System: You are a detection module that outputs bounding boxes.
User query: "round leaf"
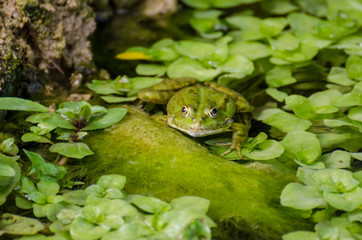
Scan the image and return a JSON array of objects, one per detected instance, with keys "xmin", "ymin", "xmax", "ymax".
[
  {"xmin": 83, "ymin": 108, "xmax": 127, "ymax": 130},
  {"xmin": 49, "ymin": 142, "xmax": 94, "ymax": 159}
]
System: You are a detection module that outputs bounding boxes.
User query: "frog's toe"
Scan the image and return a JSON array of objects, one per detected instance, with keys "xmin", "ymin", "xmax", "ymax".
[{"xmin": 220, "ymin": 144, "xmax": 243, "ymax": 159}]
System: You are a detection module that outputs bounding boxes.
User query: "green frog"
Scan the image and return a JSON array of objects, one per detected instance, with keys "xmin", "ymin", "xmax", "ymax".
[{"xmin": 137, "ymin": 78, "xmax": 253, "ymax": 159}]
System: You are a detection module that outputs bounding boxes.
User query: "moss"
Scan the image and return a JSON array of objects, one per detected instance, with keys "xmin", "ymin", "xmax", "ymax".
[{"xmin": 82, "ymin": 106, "xmax": 312, "ymax": 239}]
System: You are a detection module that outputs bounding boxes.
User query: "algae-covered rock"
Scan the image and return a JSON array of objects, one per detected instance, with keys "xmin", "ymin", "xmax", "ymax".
[
  {"xmin": 83, "ymin": 106, "xmax": 312, "ymax": 239},
  {"xmin": 0, "ymin": 0, "xmax": 96, "ymax": 98}
]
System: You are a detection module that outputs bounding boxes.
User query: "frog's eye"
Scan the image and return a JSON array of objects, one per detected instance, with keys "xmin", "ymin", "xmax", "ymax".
[
  {"xmin": 181, "ymin": 106, "xmax": 190, "ymax": 117},
  {"xmin": 208, "ymin": 107, "xmax": 218, "ymax": 119}
]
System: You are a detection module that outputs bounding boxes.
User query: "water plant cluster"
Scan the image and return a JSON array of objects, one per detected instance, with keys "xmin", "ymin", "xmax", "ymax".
[
  {"xmin": 92, "ymin": 0, "xmax": 362, "ymax": 238},
  {"xmin": 1, "ymin": 0, "xmax": 362, "ymax": 239}
]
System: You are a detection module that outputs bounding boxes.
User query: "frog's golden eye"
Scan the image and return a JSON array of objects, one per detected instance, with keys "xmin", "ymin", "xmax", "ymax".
[
  {"xmin": 181, "ymin": 106, "xmax": 190, "ymax": 117},
  {"xmin": 208, "ymin": 107, "xmax": 218, "ymax": 119}
]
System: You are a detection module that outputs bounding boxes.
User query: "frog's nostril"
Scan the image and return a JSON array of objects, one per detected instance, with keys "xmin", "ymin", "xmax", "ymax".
[{"xmin": 192, "ymin": 117, "xmax": 196, "ymax": 123}]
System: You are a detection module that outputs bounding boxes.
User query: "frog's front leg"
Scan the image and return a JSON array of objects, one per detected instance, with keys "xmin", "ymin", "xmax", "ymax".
[
  {"xmin": 220, "ymin": 122, "xmax": 249, "ymax": 159},
  {"xmin": 150, "ymin": 114, "xmax": 168, "ymax": 125}
]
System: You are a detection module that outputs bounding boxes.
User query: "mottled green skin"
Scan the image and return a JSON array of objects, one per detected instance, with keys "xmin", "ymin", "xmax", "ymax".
[
  {"xmin": 138, "ymin": 79, "xmax": 253, "ymax": 157},
  {"xmin": 167, "ymin": 84, "xmax": 237, "ymax": 136},
  {"xmin": 83, "ymin": 106, "xmax": 312, "ymax": 240}
]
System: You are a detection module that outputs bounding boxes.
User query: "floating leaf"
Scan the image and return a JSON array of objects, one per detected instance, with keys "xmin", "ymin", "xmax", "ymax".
[
  {"xmin": 0, "ymin": 154, "xmax": 20, "ymax": 206},
  {"xmin": 167, "ymin": 57, "xmax": 220, "ymax": 81},
  {"xmin": 324, "ymin": 187, "xmax": 362, "ymax": 212},
  {"xmin": 280, "ymin": 183, "xmax": 326, "ymax": 210},
  {"xmin": 83, "ymin": 108, "xmax": 127, "ymax": 130},
  {"xmin": 281, "ymin": 131, "xmax": 321, "ymax": 164},
  {"xmin": 266, "ymin": 66, "xmax": 297, "ymax": 87},
  {"xmin": 174, "ymin": 40, "xmax": 215, "ymax": 60},
  {"xmin": 100, "ymin": 96, "xmax": 137, "ymax": 103},
  {"xmin": 49, "ymin": 142, "xmax": 94, "ymax": 159},
  {"xmin": 135, "ymin": 64, "xmax": 167, "ymax": 76},
  {"xmin": 346, "ymin": 55, "xmax": 362, "ymax": 81},
  {"xmin": 322, "ymin": 150, "xmax": 351, "ymax": 169},
  {"xmin": 0, "ymin": 213, "xmax": 44, "ymax": 235},
  {"xmin": 327, "ymin": 67, "xmax": 356, "ymax": 86},
  {"xmin": 131, "ymin": 196, "xmax": 170, "ymax": 213},
  {"xmin": 228, "ymin": 41, "xmax": 270, "ymax": 60},
  {"xmin": 242, "ymin": 139, "xmax": 284, "ymax": 160},
  {"xmin": 0, "ymin": 97, "xmax": 49, "ymax": 112}
]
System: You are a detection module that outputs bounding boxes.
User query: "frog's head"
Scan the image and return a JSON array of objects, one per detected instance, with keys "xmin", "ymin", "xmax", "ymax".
[{"xmin": 166, "ymin": 84, "xmax": 236, "ymax": 137}]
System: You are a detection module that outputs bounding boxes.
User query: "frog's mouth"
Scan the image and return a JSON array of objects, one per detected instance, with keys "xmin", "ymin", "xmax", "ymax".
[{"xmin": 167, "ymin": 118, "xmax": 233, "ymax": 137}]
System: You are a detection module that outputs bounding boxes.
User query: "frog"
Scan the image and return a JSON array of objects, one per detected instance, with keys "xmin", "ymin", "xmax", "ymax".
[{"xmin": 137, "ymin": 78, "xmax": 254, "ymax": 159}]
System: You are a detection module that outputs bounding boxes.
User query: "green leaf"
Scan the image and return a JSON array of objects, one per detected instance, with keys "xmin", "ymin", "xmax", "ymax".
[
  {"xmin": 270, "ymin": 33, "xmax": 300, "ymax": 51},
  {"xmin": 174, "ymin": 40, "xmax": 215, "ymax": 61},
  {"xmin": 266, "ymin": 66, "xmax": 297, "ymax": 87},
  {"xmin": 285, "ymin": 95, "xmax": 317, "ymax": 119},
  {"xmin": 242, "ymin": 140, "xmax": 284, "ymax": 160},
  {"xmin": 282, "ymin": 231, "xmax": 319, "ymax": 240},
  {"xmin": 37, "ymin": 181, "xmax": 60, "ymax": 197},
  {"xmin": 306, "ymin": 168, "xmax": 360, "ymax": 193},
  {"xmin": 21, "ymin": 133, "xmax": 53, "ymax": 144},
  {"xmin": 15, "ymin": 196, "xmax": 33, "ymax": 209},
  {"xmin": 70, "ymin": 218, "xmax": 109, "ymax": 240},
  {"xmin": 265, "ymin": 88, "xmax": 288, "ymax": 102},
  {"xmin": 83, "ymin": 108, "xmax": 127, "ymax": 130},
  {"xmin": 281, "ymin": 131, "xmax": 321, "ymax": 164},
  {"xmin": 327, "ymin": 67, "xmax": 356, "ymax": 86},
  {"xmin": 257, "ymin": 108, "xmax": 312, "ymax": 132},
  {"xmin": 97, "ymin": 175, "xmax": 126, "ymax": 190},
  {"xmin": 0, "ymin": 154, "xmax": 21, "ymax": 206},
  {"xmin": 348, "ymin": 107, "xmax": 362, "ymax": 122},
  {"xmin": 0, "ymin": 97, "xmax": 49, "ymax": 112},
  {"xmin": 218, "ymin": 55, "xmax": 254, "ymax": 75},
  {"xmin": 26, "ymin": 113, "xmax": 76, "ymax": 130},
  {"xmin": 0, "ymin": 213, "xmax": 44, "ymax": 235},
  {"xmin": 23, "ymin": 150, "xmax": 67, "ymax": 181},
  {"xmin": 297, "ymin": 0, "xmax": 327, "ymax": 17},
  {"xmin": 128, "ymin": 77, "xmax": 164, "ymax": 90},
  {"xmin": 308, "ymin": 89, "xmax": 341, "ymax": 114},
  {"xmin": 346, "ymin": 55, "xmax": 362, "ymax": 81},
  {"xmin": 49, "ymin": 142, "xmax": 94, "ymax": 159},
  {"xmin": 171, "ymin": 196, "xmax": 210, "ymax": 213},
  {"xmin": 324, "ymin": 187, "xmax": 362, "ymax": 212},
  {"xmin": 228, "ymin": 41, "xmax": 270, "ymax": 60},
  {"xmin": 167, "ymin": 57, "xmax": 221, "ymax": 81},
  {"xmin": 280, "ymin": 183, "xmax": 326, "ymax": 210},
  {"xmin": 131, "ymin": 195, "xmax": 171, "ymax": 213},
  {"xmin": 63, "ymin": 190, "xmax": 87, "ymax": 205},
  {"xmin": 260, "ymin": 0, "xmax": 299, "ymax": 15},
  {"xmin": 181, "ymin": 0, "xmax": 259, "ymax": 9},
  {"xmin": 0, "ymin": 138, "xmax": 19, "ymax": 156},
  {"xmin": 322, "ymin": 150, "xmax": 351, "ymax": 169},
  {"xmin": 101, "ymin": 96, "xmax": 137, "ymax": 103},
  {"xmin": 29, "ymin": 191, "xmax": 47, "ymax": 204},
  {"xmin": 135, "ymin": 64, "xmax": 167, "ymax": 76}
]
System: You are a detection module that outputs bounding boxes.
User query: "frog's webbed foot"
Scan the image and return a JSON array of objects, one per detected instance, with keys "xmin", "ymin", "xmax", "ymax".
[
  {"xmin": 220, "ymin": 142, "xmax": 243, "ymax": 159},
  {"xmin": 218, "ymin": 123, "xmax": 249, "ymax": 159}
]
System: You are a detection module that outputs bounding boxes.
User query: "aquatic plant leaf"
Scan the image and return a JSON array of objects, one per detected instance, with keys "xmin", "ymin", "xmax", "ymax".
[
  {"xmin": 128, "ymin": 77, "xmax": 164, "ymax": 90},
  {"xmin": 266, "ymin": 88, "xmax": 288, "ymax": 102},
  {"xmin": 297, "ymin": 0, "xmax": 327, "ymax": 17},
  {"xmin": 270, "ymin": 33, "xmax": 300, "ymax": 51},
  {"xmin": 257, "ymin": 108, "xmax": 312, "ymax": 132},
  {"xmin": 136, "ymin": 64, "xmax": 167, "ymax": 76},
  {"xmin": 324, "ymin": 188, "xmax": 362, "ymax": 212},
  {"xmin": 228, "ymin": 41, "xmax": 270, "ymax": 60},
  {"xmin": 322, "ymin": 150, "xmax": 352, "ymax": 169},
  {"xmin": 131, "ymin": 195, "xmax": 170, "ymax": 213},
  {"xmin": 266, "ymin": 66, "xmax": 296, "ymax": 87},
  {"xmin": 327, "ymin": 67, "xmax": 356, "ymax": 86},
  {"xmin": 308, "ymin": 90, "xmax": 341, "ymax": 114},
  {"xmin": 348, "ymin": 107, "xmax": 362, "ymax": 122},
  {"xmin": 37, "ymin": 181, "xmax": 60, "ymax": 197},
  {"xmin": 282, "ymin": 231, "xmax": 319, "ymax": 240},
  {"xmin": 0, "ymin": 154, "xmax": 20, "ymax": 206},
  {"xmin": 218, "ymin": 55, "xmax": 254, "ymax": 75},
  {"xmin": 0, "ymin": 138, "xmax": 19, "ymax": 156},
  {"xmin": 115, "ymin": 51, "xmax": 150, "ymax": 60},
  {"xmin": 242, "ymin": 139, "xmax": 284, "ymax": 160},
  {"xmin": 21, "ymin": 133, "xmax": 53, "ymax": 144},
  {"xmin": 281, "ymin": 131, "xmax": 321, "ymax": 164},
  {"xmin": 70, "ymin": 218, "xmax": 109, "ymax": 240},
  {"xmin": 63, "ymin": 190, "xmax": 87, "ymax": 206},
  {"xmin": 260, "ymin": 0, "xmax": 299, "ymax": 15},
  {"xmin": 97, "ymin": 175, "xmax": 126, "ymax": 190},
  {"xmin": 0, "ymin": 213, "xmax": 44, "ymax": 235},
  {"xmin": 175, "ymin": 40, "xmax": 215, "ymax": 60},
  {"xmin": 346, "ymin": 55, "xmax": 362, "ymax": 81},
  {"xmin": 83, "ymin": 108, "xmax": 127, "ymax": 130},
  {"xmin": 100, "ymin": 96, "xmax": 137, "ymax": 103},
  {"xmin": 181, "ymin": 0, "xmax": 259, "ymax": 9},
  {"xmin": 280, "ymin": 183, "xmax": 326, "ymax": 210},
  {"xmin": 167, "ymin": 57, "xmax": 220, "ymax": 81},
  {"xmin": 23, "ymin": 150, "xmax": 67, "ymax": 181},
  {"xmin": 0, "ymin": 97, "xmax": 49, "ymax": 112},
  {"xmin": 49, "ymin": 142, "xmax": 94, "ymax": 159},
  {"xmin": 326, "ymin": 0, "xmax": 362, "ymax": 25},
  {"xmin": 26, "ymin": 113, "xmax": 76, "ymax": 130}
]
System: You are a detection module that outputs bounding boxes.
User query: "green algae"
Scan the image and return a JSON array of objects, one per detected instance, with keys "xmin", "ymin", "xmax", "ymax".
[{"xmin": 82, "ymin": 106, "xmax": 312, "ymax": 239}]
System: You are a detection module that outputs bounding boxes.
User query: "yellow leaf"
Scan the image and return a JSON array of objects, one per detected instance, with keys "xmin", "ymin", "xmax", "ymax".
[{"xmin": 115, "ymin": 52, "xmax": 150, "ymax": 60}]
